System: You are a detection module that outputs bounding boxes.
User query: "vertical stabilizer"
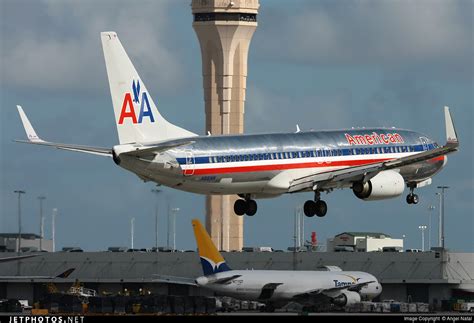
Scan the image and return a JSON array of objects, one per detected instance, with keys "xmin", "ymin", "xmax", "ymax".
[
  {"xmin": 101, "ymin": 32, "xmax": 196, "ymax": 144},
  {"xmin": 192, "ymin": 219, "xmax": 231, "ymax": 276}
]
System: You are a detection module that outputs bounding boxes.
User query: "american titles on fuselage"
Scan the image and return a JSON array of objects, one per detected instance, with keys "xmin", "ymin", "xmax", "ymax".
[{"xmin": 345, "ymin": 132, "xmax": 404, "ymax": 146}]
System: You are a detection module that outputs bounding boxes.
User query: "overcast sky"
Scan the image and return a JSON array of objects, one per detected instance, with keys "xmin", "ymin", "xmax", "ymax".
[{"xmin": 1, "ymin": 0, "xmax": 472, "ymax": 252}]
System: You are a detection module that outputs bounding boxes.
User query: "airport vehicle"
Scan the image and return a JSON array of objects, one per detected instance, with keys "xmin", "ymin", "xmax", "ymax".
[
  {"xmin": 15, "ymin": 31, "xmax": 459, "ymax": 217},
  {"xmin": 459, "ymin": 302, "xmax": 474, "ymax": 313},
  {"xmin": 155, "ymin": 219, "xmax": 382, "ymax": 311},
  {"xmin": 0, "ymin": 268, "xmax": 75, "ymax": 281}
]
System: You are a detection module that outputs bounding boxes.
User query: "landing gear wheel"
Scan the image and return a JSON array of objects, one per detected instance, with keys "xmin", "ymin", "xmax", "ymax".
[
  {"xmin": 246, "ymin": 200, "xmax": 257, "ymax": 216},
  {"xmin": 234, "ymin": 199, "xmax": 247, "ymax": 216},
  {"xmin": 406, "ymin": 193, "xmax": 419, "ymax": 205},
  {"xmin": 304, "ymin": 200, "xmax": 316, "ymax": 217},
  {"xmin": 315, "ymin": 200, "xmax": 327, "ymax": 217}
]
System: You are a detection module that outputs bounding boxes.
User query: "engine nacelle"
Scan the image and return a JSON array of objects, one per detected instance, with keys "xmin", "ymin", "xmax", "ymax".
[
  {"xmin": 332, "ymin": 290, "xmax": 361, "ymax": 307},
  {"xmin": 353, "ymin": 170, "xmax": 405, "ymax": 201}
]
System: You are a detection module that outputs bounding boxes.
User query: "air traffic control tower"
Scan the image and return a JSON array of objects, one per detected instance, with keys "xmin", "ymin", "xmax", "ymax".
[{"xmin": 191, "ymin": 0, "xmax": 259, "ymax": 251}]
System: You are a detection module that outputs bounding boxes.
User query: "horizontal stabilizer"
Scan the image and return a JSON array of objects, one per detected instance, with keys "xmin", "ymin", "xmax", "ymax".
[
  {"xmin": 122, "ymin": 140, "xmax": 195, "ymax": 158},
  {"xmin": 209, "ymin": 274, "xmax": 242, "ymax": 285},
  {"xmin": 152, "ymin": 275, "xmax": 197, "ymax": 286}
]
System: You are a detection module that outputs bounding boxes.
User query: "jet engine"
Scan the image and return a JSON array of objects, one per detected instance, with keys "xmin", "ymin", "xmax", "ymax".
[
  {"xmin": 352, "ymin": 170, "xmax": 405, "ymax": 201},
  {"xmin": 332, "ymin": 290, "xmax": 361, "ymax": 307}
]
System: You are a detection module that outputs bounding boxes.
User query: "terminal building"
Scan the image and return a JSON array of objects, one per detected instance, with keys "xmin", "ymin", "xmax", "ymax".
[
  {"xmin": 0, "ymin": 249, "xmax": 472, "ymax": 310},
  {"xmin": 0, "ymin": 233, "xmax": 53, "ymax": 253},
  {"xmin": 327, "ymin": 232, "xmax": 404, "ymax": 252}
]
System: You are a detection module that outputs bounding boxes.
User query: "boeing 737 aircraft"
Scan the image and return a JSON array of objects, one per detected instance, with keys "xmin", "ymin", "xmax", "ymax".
[
  {"xmin": 155, "ymin": 219, "xmax": 382, "ymax": 311},
  {"xmin": 16, "ymin": 31, "xmax": 459, "ymax": 217}
]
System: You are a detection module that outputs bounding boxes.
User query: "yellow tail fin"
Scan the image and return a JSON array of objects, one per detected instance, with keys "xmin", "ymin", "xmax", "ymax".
[{"xmin": 192, "ymin": 219, "xmax": 231, "ymax": 275}]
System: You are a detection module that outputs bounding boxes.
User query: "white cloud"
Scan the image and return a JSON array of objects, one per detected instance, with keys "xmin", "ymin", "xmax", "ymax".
[
  {"xmin": 257, "ymin": 0, "xmax": 472, "ymax": 79},
  {"xmin": 245, "ymin": 84, "xmax": 356, "ymax": 133},
  {"xmin": 1, "ymin": 0, "xmax": 185, "ymax": 93}
]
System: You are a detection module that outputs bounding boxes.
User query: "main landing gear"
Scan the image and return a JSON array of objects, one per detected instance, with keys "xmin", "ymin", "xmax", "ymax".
[
  {"xmin": 234, "ymin": 196, "xmax": 257, "ymax": 216},
  {"xmin": 406, "ymin": 186, "xmax": 419, "ymax": 205},
  {"xmin": 304, "ymin": 191, "xmax": 327, "ymax": 217}
]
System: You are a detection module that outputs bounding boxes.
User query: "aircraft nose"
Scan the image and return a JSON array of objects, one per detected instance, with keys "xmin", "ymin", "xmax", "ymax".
[{"xmin": 375, "ymin": 281, "xmax": 382, "ymax": 296}]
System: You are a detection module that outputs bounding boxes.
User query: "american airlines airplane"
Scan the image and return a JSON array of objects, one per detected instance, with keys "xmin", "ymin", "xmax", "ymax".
[
  {"xmin": 16, "ymin": 31, "xmax": 459, "ymax": 217},
  {"xmin": 155, "ymin": 219, "xmax": 382, "ymax": 311}
]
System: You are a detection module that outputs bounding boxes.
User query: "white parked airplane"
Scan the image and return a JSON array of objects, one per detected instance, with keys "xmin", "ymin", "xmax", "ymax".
[
  {"xmin": 16, "ymin": 31, "xmax": 459, "ymax": 217},
  {"xmin": 155, "ymin": 219, "xmax": 382, "ymax": 311}
]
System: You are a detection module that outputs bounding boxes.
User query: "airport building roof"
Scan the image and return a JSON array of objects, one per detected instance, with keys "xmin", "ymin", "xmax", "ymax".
[
  {"xmin": 0, "ymin": 233, "xmax": 41, "ymax": 239},
  {"xmin": 336, "ymin": 232, "xmax": 392, "ymax": 239}
]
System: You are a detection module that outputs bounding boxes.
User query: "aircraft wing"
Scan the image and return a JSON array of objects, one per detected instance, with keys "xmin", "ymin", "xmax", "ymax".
[
  {"xmin": 15, "ymin": 106, "xmax": 112, "ymax": 157},
  {"xmin": 0, "ymin": 255, "xmax": 38, "ymax": 263},
  {"xmin": 152, "ymin": 275, "xmax": 198, "ymax": 286},
  {"xmin": 0, "ymin": 268, "xmax": 75, "ymax": 281},
  {"xmin": 293, "ymin": 281, "xmax": 375, "ymax": 299},
  {"xmin": 289, "ymin": 107, "xmax": 459, "ymax": 193}
]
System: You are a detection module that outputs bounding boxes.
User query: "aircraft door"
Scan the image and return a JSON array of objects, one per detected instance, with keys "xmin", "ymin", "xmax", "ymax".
[
  {"xmin": 420, "ymin": 137, "xmax": 429, "ymax": 152},
  {"xmin": 183, "ymin": 151, "xmax": 195, "ymax": 176}
]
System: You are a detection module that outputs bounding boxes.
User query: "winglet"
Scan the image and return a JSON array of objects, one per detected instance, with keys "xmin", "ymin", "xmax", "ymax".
[
  {"xmin": 444, "ymin": 106, "xmax": 458, "ymax": 145},
  {"xmin": 16, "ymin": 106, "xmax": 44, "ymax": 143}
]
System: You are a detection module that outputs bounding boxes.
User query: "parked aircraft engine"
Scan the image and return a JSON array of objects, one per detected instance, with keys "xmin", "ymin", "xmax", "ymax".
[
  {"xmin": 352, "ymin": 170, "xmax": 405, "ymax": 201},
  {"xmin": 332, "ymin": 290, "xmax": 361, "ymax": 307}
]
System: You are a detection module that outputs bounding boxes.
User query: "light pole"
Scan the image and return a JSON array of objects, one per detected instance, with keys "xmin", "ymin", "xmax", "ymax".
[
  {"xmin": 418, "ymin": 225, "xmax": 427, "ymax": 251},
  {"xmin": 151, "ymin": 188, "xmax": 161, "ymax": 250},
  {"xmin": 171, "ymin": 208, "xmax": 180, "ymax": 251},
  {"xmin": 14, "ymin": 190, "xmax": 26, "ymax": 254},
  {"xmin": 38, "ymin": 196, "xmax": 46, "ymax": 251},
  {"xmin": 437, "ymin": 186, "xmax": 449, "ymax": 249},
  {"xmin": 131, "ymin": 217, "xmax": 135, "ymax": 249},
  {"xmin": 427, "ymin": 205, "xmax": 435, "ymax": 251},
  {"xmin": 52, "ymin": 208, "xmax": 58, "ymax": 252}
]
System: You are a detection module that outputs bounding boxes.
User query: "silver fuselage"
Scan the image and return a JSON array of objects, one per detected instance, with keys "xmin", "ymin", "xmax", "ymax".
[{"xmin": 116, "ymin": 128, "xmax": 446, "ymax": 196}]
